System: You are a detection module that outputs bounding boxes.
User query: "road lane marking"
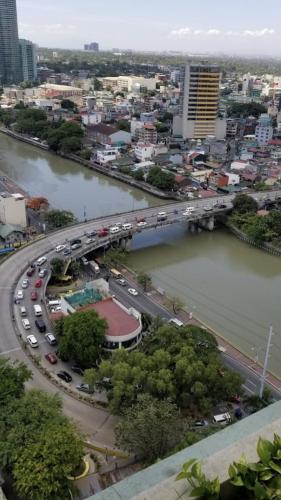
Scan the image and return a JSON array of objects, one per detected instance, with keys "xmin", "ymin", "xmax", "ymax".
[{"xmin": 0, "ymin": 347, "xmax": 21, "ymax": 356}]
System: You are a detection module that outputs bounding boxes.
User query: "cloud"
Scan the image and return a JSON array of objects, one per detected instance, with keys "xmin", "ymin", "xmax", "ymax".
[
  {"xmin": 170, "ymin": 27, "xmax": 276, "ymax": 39},
  {"xmin": 242, "ymin": 28, "xmax": 275, "ymax": 37}
]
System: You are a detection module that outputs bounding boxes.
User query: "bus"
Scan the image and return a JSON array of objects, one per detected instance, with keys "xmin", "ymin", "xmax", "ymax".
[{"xmin": 110, "ymin": 268, "xmax": 122, "ymax": 279}]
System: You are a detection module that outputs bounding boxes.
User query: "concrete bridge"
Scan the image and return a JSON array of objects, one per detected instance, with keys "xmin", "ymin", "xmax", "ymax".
[{"xmin": 59, "ymin": 190, "xmax": 281, "ymax": 265}]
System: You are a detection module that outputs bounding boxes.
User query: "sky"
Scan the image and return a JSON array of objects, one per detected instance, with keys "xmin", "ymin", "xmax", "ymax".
[{"xmin": 17, "ymin": 0, "xmax": 281, "ymax": 56}]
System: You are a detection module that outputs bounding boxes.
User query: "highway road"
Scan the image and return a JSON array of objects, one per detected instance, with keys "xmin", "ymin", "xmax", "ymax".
[{"xmin": 1, "ymin": 189, "xmax": 281, "ymax": 440}]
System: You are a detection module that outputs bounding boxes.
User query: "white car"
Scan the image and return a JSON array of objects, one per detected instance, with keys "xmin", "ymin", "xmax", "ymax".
[
  {"xmin": 27, "ymin": 335, "xmax": 38, "ymax": 348},
  {"xmin": 137, "ymin": 221, "xmax": 147, "ymax": 227},
  {"xmin": 128, "ymin": 288, "xmax": 138, "ymax": 296},
  {"xmin": 38, "ymin": 269, "xmax": 48, "ymax": 278},
  {"xmin": 85, "ymin": 238, "xmax": 95, "ymax": 245},
  {"xmin": 55, "ymin": 244, "xmax": 66, "ymax": 253},
  {"xmin": 117, "ymin": 278, "xmax": 126, "ymax": 286},
  {"xmin": 16, "ymin": 290, "xmax": 24, "ymax": 300},
  {"xmin": 22, "ymin": 318, "xmax": 31, "ymax": 330},
  {"xmin": 122, "ymin": 223, "xmax": 133, "ymax": 230},
  {"xmin": 21, "ymin": 279, "xmax": 29, "ymax": 289},
  {"xmin": 203, "ymin": 206, "xmax": 213, "ymax": 212},
  {"xmin": 45, "ymin": 333, "xmax": 57, "ymax": 346}
]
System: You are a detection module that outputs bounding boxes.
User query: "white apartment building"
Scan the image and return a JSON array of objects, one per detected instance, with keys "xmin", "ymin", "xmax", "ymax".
[
  {"xmin": 134, "ymin": 143, "xmax": 155, "ymax": 162},
  {"xmin": 81, "ymin": 112, "xmax": 102, "ymax": 126},
  {"xmin": 96, "ymin": 149, "xmax": 119, "ymax": 165},
  {"xmin": 255, "ymin": 114, "xmax": 273, "ymax": 146},
  {"xmin": 0, "ymin": 193, "xmax": 27, "ymax": 228},
  {"xmin": 102, "ymin": 76, "xmax": 158, "ymax": 92},
  {"xmin": 173, "ymin": 63, "xmax": 226, "ymax": 140}
]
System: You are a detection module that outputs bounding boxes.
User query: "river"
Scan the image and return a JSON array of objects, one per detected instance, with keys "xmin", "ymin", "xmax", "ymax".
[
  {"xmin": 129, "ymin": 224, "xmax": 281, "ymax": 379},
  {"xmin": 0, "ymin": 133, "xmax": 160, "ymax": 220},
  {"xmin": 1, "ymin": 133, "xmax": 281, "ymax": 378}
]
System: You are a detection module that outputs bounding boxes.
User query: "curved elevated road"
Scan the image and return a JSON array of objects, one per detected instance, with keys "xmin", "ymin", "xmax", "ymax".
[{"xmin": 1, "ymin": 190, "xmax": 280, "ymax": 438}]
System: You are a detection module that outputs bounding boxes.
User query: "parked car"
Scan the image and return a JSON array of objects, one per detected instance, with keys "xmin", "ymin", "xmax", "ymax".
[
  {"xmin": 16, "ymin": 290, "xmax": 24, "ymax": 300},
  {"xmin": 230, "ymin": 394, "xmax": 241, "ymax": 404},
  {"xmin": 76, "ymin": 383, "xmax": 94, "ymax": 394},
  {"xmin": 128, "ymin": 288, "xmax": 138, "ymax": 296},
  {"xmin": 45, "ymin": 333, "xmax": 57, "ymax": 346},
  {"xmin": 57, "ymin": 371, "xmax": 72, "ymax": 383},
  {"xmin": 27, "ymin": 267, "xmax": 35, "ymax": 277},
  {"xmin": 194, "ymin": 420, "xmax": 209, "ymax": 427},
  {"xmin": 39, "ymin": 268, "xmax": 48, "ymax": 278},
  {"xmin": 27, "ymin": 335, "xmax": 38, "ymax": 348},
  {"xmin": 31, "ymin": 290, "xmax": 38, "ymax": 301},
  {"xmin": 71, "ymin": 365, "xmax": 84, "ymax": 376},
  {"xmin": 35, "ymin": 278, "xmax": 42, "ymax": 288},
  {"xmin": 45, "ymin": 352, "xmax": 57, "ymax": 364},
  {"xmin": 55, "ymin": 244, "xmax": 65, "ymax": 253}
]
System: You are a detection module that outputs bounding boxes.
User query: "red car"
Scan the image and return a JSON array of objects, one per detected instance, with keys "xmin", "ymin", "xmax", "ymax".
[
  {"xmin": 31, "ymin": 290, "xmax": 38, "ymax": 301},
  {"xmin": 136, "ymin": 217, "xmax": 146, "ymax": 223},
  {"xmin": 35, "ymin": 278, "xmax": 42, "ymax": 288},
  {"xmin": 27, "ymin": 267, "xmax": 35, "ymax": 277},
  {"xmin": 98, "ymin": 229, "xmax": 109, "ymax": 237},
  {"xmin": 45, "ymin": 352, "xmax": 57, "ymax": 365},
  {"xmin": 230, "ymin": 394, "xmax": 241, "ymax": 404}
]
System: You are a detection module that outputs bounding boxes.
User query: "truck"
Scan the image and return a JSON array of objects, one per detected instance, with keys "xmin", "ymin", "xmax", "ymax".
[{"xmin": 89, "ymin": 260, "xmax": 100, "ymax": 274}]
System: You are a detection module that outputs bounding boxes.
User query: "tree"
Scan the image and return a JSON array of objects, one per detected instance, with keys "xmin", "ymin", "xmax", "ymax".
[
  {"xmin": 50, "ymin": 258, "xmax": 65, "ymax": 279},
  {"xmin": 60, "ymin": 135, "xmax": 82, "ymax": 153},
  {"xmin": 103, "ymin": 248, "xmax": 128, "ymax": 267},
  {"xmin": 164, "ymin": 295, "xmax": 185, "ymax": 314},
  {"xmin": 232, "ymin": 194, "xmax": 258, "ymax": 214},
  {"xmin": 13, "ymin": 421, "xmax": 83, "ymax": 500},
  {"xmin": 115, "ymin": 394, "xmax": 185, "ymax": 463},
  {"xmin": 93, "ymin": 77, "xmax": 102, "ymax": 91},
  {"xmin": 44, "ymin": 209, "xmax": 75, "ymax": 228},
  {"xmin": 0, "ymin": 358, "xmax": 31, "ymax": 406},
  {"xmin": 116, "ymin": 119, "xmax": 130, "ymax": 132},
  {"xmin": 147, "ymin": 166, "xmax": 175, "ymax": 191},
  {"xmin": 137, "ymin": 272, "xmax": 152, "ymax": 291},
  {"xmin": 57, "ymin": 310, "xmax": 107, "ymax": 368},
  {"xmin": 132, "ymin": 168, "xmax": 144, "ymax": 181},
  {"xmin": 227, "ymin": 102, "xmax": 267, "ymax": 118}
]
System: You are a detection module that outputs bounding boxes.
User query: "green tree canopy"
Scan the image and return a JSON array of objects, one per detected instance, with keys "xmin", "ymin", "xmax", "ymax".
[
  {"xmin": 115, "ymin": 394, "xmax": 185, "ymax": 463},
  {"xmin": 147, "ymin": 166, "xmax": 175, "ymax": 191},
  {"xmin": 50, "ymin": 258, "xmax": 65, "ymax": 279},
  {"xmin": 137, "ymin": 272, "xmax": 152, "ymax": 291},
  {"xmin": 60, "ymin": 135, "xmax": 82, "ymax": 153},
  {"xmin": 232, "ymin": 194, "xmax": 258, "ymax": 214},
  {"xmin": 164, "ymin": 295, "xmax": 185, "ymax": 314},
  {"xmin": 0, "ymin": 358, "xmax": 31, "ymax": 406},
  {"xmin": 227, "ymin": 102, "xmax": 267, "ymax": 118},
  {"xmin": 85, "ymin": 325, "xmax": 242, "ymax": 414},
  {"xmin": 61, "ymin": 99, "xmax": 76, "ymax": 110},
  {"xmin": 58, "ymin": 310, "xmax": 107, "ymax": 368},
  {"xmin": 44, "ymin": 209, "xmax": 75, "ymax": 228}
]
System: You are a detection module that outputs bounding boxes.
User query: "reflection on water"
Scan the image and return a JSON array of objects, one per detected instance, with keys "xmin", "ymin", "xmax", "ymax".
[
  {"xmin": 129, "ymin": 225, "xmax": 281, "ymax": 377},
  {"xmin": 0, "ymin": 133, "xmax": 161, "ymax": 219}
]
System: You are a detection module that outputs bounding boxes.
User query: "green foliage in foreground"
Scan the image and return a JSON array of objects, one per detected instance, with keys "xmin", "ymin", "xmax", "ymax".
[
  {"xmin": 0, "ymin": 360, "xmax": 84, "ymax": 500},
  {"xmin": 85, "ymin": 325, "xmax": 243, "ymax": 414},
  {"xmin": 44, "ymin": 208, "xmax": 75, "ymax": 228},
  {"xmin": 177, "ymin": 434, "xmax": 281, "ymax": 500}
]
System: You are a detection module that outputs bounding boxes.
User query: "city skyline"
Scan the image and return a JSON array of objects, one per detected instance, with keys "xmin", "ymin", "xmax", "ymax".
[{"xmin": 17, "ymin": 0, "xmax": 281, "ymax": 56}]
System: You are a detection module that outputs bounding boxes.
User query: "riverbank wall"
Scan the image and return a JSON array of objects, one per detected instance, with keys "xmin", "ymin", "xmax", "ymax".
[
  {"xmin": 226, "ymin": 222, "xmax": 281, "ymax": 257},
  {"xmin": 0, "ymin": 128, "xmax": 178, "ymax": 201}
]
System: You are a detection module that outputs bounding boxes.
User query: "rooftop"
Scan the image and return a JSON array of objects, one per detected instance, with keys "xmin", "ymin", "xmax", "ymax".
[
  {"xmin": 89, "ymin": 123, "xmax": 118, "ymax": 136},
  {"xmin": 80, "ymin": 297, "xmax": 140, "ymax": 338}
]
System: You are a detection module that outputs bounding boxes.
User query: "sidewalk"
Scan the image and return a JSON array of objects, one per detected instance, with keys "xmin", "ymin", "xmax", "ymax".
[{"xmin": 122, "ymin": 267, "xmax": 281, "ymax": 395}]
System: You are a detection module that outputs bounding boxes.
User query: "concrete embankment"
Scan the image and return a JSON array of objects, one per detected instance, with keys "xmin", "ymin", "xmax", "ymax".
[{"xmin": 226, "ymin": 223, "xmax": 281, "ymax": 257}]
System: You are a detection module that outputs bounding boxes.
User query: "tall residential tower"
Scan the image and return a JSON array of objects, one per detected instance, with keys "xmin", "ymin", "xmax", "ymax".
[
  {"xmin": 19, "ymin": 39, "xmax": 37, "ymax": 82},
  {"xmin": 0, "ymin": 0, "xmax": 21, "ymax": 84},
  {"xmin": 173, "ymin": 62, "xmax": 226, "ymax": 140}
]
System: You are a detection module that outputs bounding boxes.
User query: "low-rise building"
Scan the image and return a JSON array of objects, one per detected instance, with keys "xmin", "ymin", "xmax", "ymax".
[
  {"xmin": 0, "ymin": 192, "xmax": 27, "ymax": 228},
  {"xmin": 134, "ymin": 143, "xmax": 155, "ymax": 162},
  {"xmin": 95, "ymin": 148, "xmax": 120, "ymax": 165},
  {"xmin": 135, "ymin": 124, "xmax": 157, "ymax": 144},
  {"xmin": 87, "ymin": 123, "xmax": 131, "ymax": 145}
]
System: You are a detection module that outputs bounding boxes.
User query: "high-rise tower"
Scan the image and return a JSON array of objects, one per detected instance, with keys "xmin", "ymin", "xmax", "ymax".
[
  {"xmin": 0, "ymin": 0, "xmax": 21, "ymax": 85},
  {"xmin": 19, "ymin": 39, "xmax": 37, "ymax": 82},
  {"xmin": 173, "ymin": 62, "xmax": 226, "ymax": 140}
]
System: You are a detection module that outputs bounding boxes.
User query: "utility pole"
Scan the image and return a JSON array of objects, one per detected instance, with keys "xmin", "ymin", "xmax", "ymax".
[{"xmin": 259, "ymin": 325, "xmax": 274, "ymax": 399}]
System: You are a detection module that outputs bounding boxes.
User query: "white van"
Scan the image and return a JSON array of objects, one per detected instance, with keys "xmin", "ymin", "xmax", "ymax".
[
  {"xmin": 20, "ymin": 306, "xmax": 27, "ymax": 317},
  {"xmin": 48, "ymin": 300, "xmax": 61, "ymax": 308},
  {"xmin": 110, "ymin": 226, "xmax": 121, "ymax": 234},
  {"xmin": 36, "ymin": 256, "xmax": 47, "ymax": 266},
  {"xmin": 122, "ymin": 223, "xmax": 133, "ymax": 231},
  {"xmin": 168, "ymin": 318, "xmax": 184, "ymax": 328},
  {"xmin": 33, "ymin": 304, "xmax": 42, "ymax": 317},
  {"xmin": 213, "ymin": 413, "xmax": 231, "ymax": 424},
  {"xmin": 157, "ymin": 211, "xmax": 167, "ymax": 221},
  {"xmin": 22, "ymin": 318, "xmax": 31, "ymax": 330}
]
